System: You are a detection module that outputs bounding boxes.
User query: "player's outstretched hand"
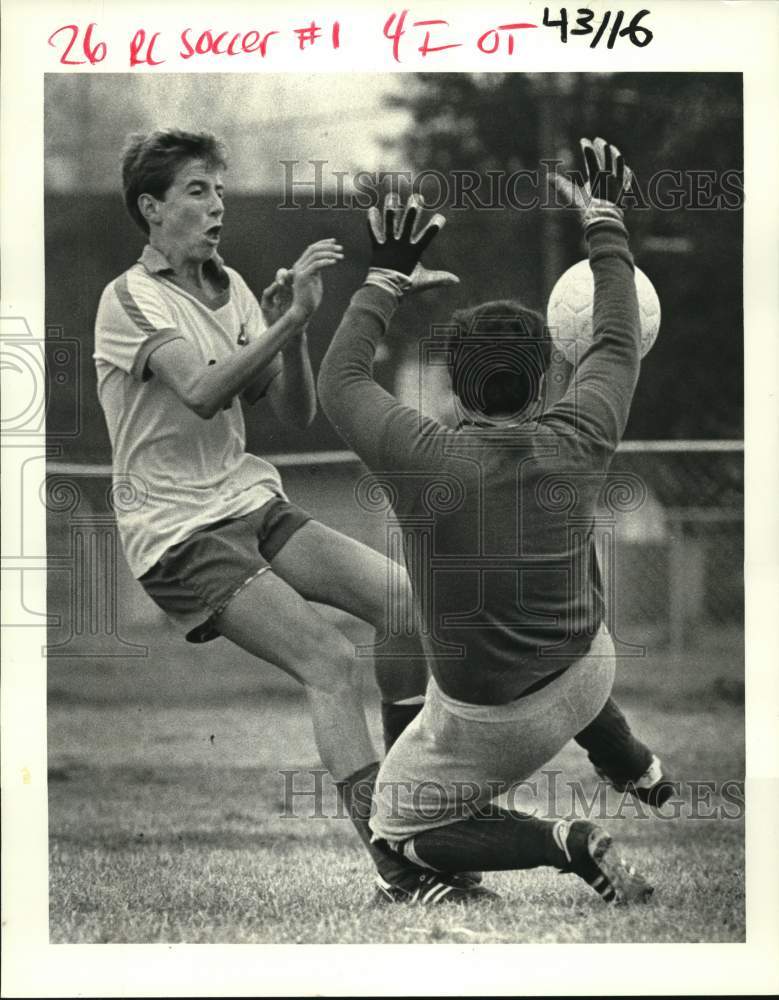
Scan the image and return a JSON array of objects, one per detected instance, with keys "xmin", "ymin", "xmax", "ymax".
[
  {"xmin": 365, "ymin": 193, "xmax": 459, "ymax": 296},
  {"xmin": 263, "ymin": 238, "xmax": 344, "ymax": 324},
  {"xmin": 550, "ymin": 137, "xmax": 633, "ymax": 235}
]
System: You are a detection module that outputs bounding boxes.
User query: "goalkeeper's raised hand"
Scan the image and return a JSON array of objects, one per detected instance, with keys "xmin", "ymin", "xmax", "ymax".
[
  {"xmin": 551, "ymin": 137, "xmax": 633, "ymax": 237},
  {"xmin": 365, "ymin": 193, "xmax": 459, "ymax": 297}
]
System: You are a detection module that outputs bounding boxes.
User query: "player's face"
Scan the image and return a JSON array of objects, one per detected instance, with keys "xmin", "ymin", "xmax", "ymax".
[{"xmin": 156, "ymin": 159, "xmax": 225, "ymax": 262}]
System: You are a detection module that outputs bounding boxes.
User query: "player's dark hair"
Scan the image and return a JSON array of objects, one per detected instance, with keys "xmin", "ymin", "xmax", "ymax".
[
  {"xmin": 121, "ymin": 129, "xmax": 228, "ymax": 234},
  {"xmin": 446, "ymin": 300, "xmax": 551, "ymax": 419}
]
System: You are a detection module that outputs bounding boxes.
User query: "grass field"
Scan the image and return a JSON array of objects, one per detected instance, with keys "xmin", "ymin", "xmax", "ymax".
[{"xmin": 48, "ymin": 615, "xmax": 744, "ymax": 944}]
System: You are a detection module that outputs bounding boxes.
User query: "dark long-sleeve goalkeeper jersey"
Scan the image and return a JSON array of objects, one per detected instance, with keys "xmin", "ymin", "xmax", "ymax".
[{"xmin": 318, "ymin": 224, "xmax": 641, "ymax": 705}]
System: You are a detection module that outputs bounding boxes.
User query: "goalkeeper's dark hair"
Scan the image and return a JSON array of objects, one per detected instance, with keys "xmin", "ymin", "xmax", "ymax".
[
  {"xmin": 446, "ymin": 300, "xmax": 551, "ymax": 419},
  {"xmin": 121, "ymin": 129, "xmax": 228, "ymax": 234}
]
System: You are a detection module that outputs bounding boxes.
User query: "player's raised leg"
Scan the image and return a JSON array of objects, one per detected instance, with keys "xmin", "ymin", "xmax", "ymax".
[
  {"xmin": 213, "ymin": 565, "xmax": 419, "ymax": 885},
  {"xmin": 269, "ymin": 520, "xmax": 499, "ymax": 896},
  {"xmin": 269, "ymin": 519, "xmax": 429, "ymax": 749},
  {"xmin": 215, "ymin": 567, "xmax": 376, "ymax": 777},
  {"xmin": 215, "ymin": 562, "xmax": 494, "ymax": 901}
]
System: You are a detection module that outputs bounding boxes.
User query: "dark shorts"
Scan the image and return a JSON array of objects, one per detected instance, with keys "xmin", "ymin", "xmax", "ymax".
[{"xmin": 139, "ymin": 497, "xmax": 312, "ymax": 643}]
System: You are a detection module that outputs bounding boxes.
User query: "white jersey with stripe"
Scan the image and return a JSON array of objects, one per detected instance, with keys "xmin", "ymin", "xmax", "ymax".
[{"xmin": 94, "ymin": 246, "xmax": 285, "ymax": 578}]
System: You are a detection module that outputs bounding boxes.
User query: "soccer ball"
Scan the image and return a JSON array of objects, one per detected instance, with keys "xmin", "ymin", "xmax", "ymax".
[{"xmin": 546, "ymin": 259, "xmax": 661, "ymax": 364}]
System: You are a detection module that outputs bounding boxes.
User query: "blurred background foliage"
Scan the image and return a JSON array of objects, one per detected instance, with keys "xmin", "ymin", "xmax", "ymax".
[
  {"xmin": 386, "ymin": 73, "xmax": 743, "ymax": 439},
  {"xmin": 45, "ymin": 73, "xmax": 742, "ymax": 460}
]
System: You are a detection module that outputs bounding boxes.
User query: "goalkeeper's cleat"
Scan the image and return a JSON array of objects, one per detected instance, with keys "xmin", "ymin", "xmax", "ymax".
[
  {"xmin": 374, "ymin": 870, "xmax": 499, "ymax": 905},
  {"xmin": 556, "ymin": 820, "xmax": 654, "ymax": 905},
  {"xmin": 450, "ymin": 870, "xmax": 483, "ymax": 888},
  {"xmin": 596, "ymin": 754, "xmax": 676, "ymax": 809}
]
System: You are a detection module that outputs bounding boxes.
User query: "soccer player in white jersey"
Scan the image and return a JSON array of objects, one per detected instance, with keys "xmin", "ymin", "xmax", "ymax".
[{"xmin": 94, "ymin": 129, "xmax": 495, "ymax": 902}]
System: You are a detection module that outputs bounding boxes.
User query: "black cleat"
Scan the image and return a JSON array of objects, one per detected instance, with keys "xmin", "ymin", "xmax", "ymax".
[
  {"xmin": 449, "ymin": 870, "xmax": 483, "ymax": 888},
  {"xmin": 559, "ymin": 820, "xmax": 653, "ymax": 905},
  {"xmin": 374, "ymin": 870, "xmax": 499, "ymax": 905}
]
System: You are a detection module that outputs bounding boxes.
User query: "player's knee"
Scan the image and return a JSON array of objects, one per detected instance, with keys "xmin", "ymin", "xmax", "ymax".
[{"xmin": 297, "ymin": 630, "xmax": 361, "ymax": 695}]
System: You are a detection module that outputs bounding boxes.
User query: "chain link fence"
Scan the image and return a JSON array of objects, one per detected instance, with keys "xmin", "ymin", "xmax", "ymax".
[
  {"xmin": 605, "ymin": 443, "xmax": 743, "ymax": 652},
  {"xmin": 43, "ymin": 442, "xmax": 743, "ymax": 659}
]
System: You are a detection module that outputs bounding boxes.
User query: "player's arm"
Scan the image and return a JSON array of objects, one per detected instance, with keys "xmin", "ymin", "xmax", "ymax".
[
  {"xmin": 240, "ymin": 252, "xmax": 324, "ymax": 428},
  {"xmin": 263, "ymin": 330, "xmax": 317, "ymax": 431},
  {"xmin": 149, "ymin": 240, "xmax": 341, "ymax": 420},
  {"xmin": 239, "ymin": 271, "xmax": 286, "ymax": 406},
  {"xmin": 541, "ymin": 139, "xmax": 641, "ymax": 452},
  {"xmin": 317, "ymin": 195, "xmax": 459, "ymax": 473}
]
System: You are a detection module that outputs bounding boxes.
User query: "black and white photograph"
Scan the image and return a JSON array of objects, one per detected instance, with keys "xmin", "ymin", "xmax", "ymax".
[
  {"xmin": 43, "ymin": 65, "xmax": 747, "ymax": 936},
  {"xmin": 2, "ymin": 1, "xmax": 778, "ymax": 996}
]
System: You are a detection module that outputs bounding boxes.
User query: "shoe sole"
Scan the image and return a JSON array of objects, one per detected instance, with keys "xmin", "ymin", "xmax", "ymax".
[{"xmin": 583, "ymin": 827, "xmax": 654, "ymax": 905}]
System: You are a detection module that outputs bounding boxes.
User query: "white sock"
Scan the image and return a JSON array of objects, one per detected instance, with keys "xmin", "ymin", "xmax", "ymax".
[{"xmin": 552, "ymin": 819, "xmax": 572, "ymax": 864}]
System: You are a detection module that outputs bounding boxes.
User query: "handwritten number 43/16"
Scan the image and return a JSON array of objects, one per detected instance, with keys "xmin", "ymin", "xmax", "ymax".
[{"xmin": 543, "ymin": 8, "xmax": 653, "ymax": 47}]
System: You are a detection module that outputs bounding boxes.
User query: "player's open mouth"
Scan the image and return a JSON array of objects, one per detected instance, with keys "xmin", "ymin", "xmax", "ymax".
[{"xmin": 205, "ymin": 225, "xmax": 222, "ymax": 243}]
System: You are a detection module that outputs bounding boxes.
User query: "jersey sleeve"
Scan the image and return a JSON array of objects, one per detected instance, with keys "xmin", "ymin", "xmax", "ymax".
[
  {"xmin": 318, "ymin": 284, "xmax": 450, "ymax": 476},
  {"xmin": 228, "ymin": 267, "xmax": 283, "ymax": 401},
  {"xmin": 93, "ymin": 269, "xmax": 183, "ymax": 381},
  {"xmin": 539, "ymin": 225, "xmax": 641, "ymax": 455}
]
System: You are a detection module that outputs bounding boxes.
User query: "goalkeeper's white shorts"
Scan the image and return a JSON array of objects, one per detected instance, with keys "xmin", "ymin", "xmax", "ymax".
[{"xmin": 370, "ymin": 624, "xmax": 616, "ymax": 843}]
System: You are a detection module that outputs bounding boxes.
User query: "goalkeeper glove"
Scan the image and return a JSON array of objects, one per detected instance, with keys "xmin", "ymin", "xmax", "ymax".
[
  {"xmin": 364, "ymin": 193, "xmax": 459, "ymax": 298},
  {"xmin": 550, "ymin": 137, "xmax": 633, "ymax": 237}
]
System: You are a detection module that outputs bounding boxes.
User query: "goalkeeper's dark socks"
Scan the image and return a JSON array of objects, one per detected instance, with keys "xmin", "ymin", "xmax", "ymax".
[
  {"xmin": 334, "ymin": 761, "xmax": 420, "ymax": 884},
  {"xmin": 575, "ymin": 696, "xmax": 654, "ymax": 787},
  {"xmin": 381, "ymin": 697, "xmax": 424, "ymax": 752},
  {"xmin": 404, "ymin": 807, "xmax": 570, "ymax": 873}
]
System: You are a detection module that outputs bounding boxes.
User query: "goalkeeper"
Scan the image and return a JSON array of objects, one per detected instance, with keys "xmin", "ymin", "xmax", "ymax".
[{"xmin": 318, "ymin": 138, "xmax": 672, "ymax": 905}]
